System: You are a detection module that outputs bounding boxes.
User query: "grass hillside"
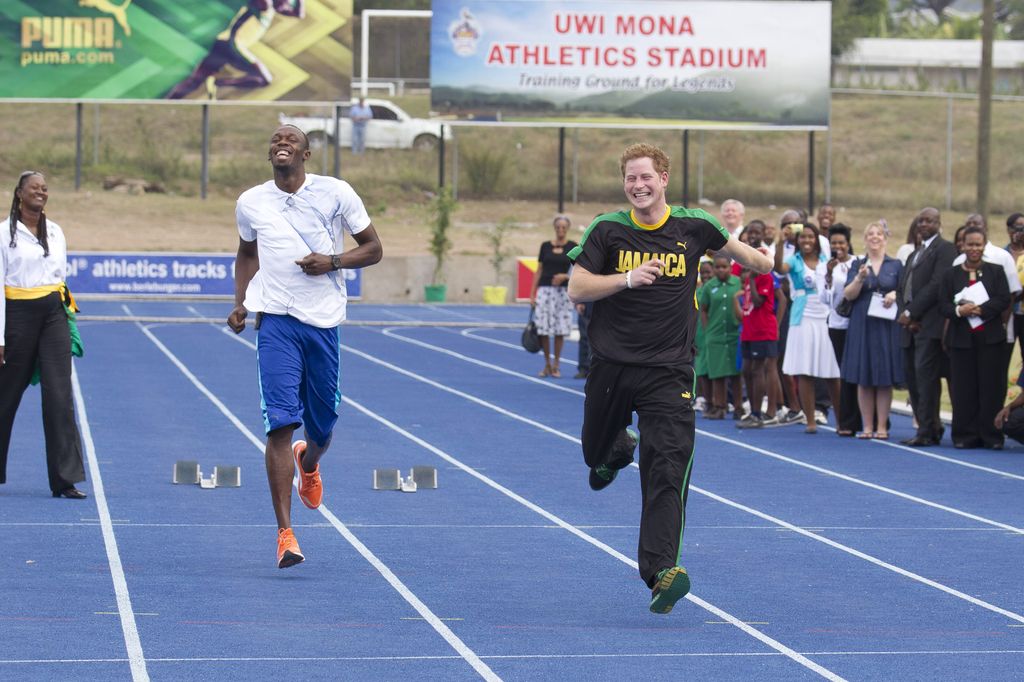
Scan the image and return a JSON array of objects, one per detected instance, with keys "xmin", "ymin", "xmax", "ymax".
[{"xmin": 0, "ymin": 92, "xmax": 1021, "ymax": 256}]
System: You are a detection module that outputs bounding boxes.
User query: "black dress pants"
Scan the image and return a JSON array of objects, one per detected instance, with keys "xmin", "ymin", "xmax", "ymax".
[
  {"xmin": 828, "ymin": 328, "xmax": 862, "ymax": 433},
  {"xmin": 582, "ymin": 359, "xmax": 696, "ymax": 589},
  {"xmin": 949, "ymin": 341, "xmax": 1005, "ymax": 448},
  {"xmin": 904, "ymin": 336, "xmax": 946, "ymax": 441},
  {"xmin": 0, "ymin": 293, "xmax": 85, "ymax": 492}
]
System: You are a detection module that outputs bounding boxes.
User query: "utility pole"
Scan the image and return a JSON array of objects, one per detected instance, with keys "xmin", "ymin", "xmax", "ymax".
[{"xmin": 976, "ymin": 0, "xmax": 994, "ymax": 215}]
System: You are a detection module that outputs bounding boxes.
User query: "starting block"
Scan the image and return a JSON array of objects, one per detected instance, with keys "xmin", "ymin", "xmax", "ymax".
[
  {"xmin": 173, "ymin": 460, "xmax": 201, "ymax": 484},
  {"xmin": 373, "ymin": 466, "xmax": 437, "ymax": 492},
  {"xmin": 173, "ymin": 460, "xmax": 240, "ymax": 488},
  {"xmin": 213, "ymin": 465, "xmax": 241, "ymax": 487},
  {"xmin": 411, "ymin": 466, "xmax": 437, "ymax": 489},
  {"xmin": 373, "ymin": 468, "xmax": 402, "ymax": 490}
]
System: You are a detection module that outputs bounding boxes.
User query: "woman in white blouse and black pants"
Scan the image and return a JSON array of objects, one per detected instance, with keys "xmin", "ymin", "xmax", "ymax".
[
  {"xmin": 817, "ymin": 224, "xmax": 862, "ymax": 436},
  {"xmin": 0, "ymin": 171, "xmax": 86, "ymax": 498}
]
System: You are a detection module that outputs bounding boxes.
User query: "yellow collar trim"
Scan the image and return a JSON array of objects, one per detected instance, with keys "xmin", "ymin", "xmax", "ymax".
[{"xmin": 630, "ymin": 206, "xmax": 670, "ymax": 231}]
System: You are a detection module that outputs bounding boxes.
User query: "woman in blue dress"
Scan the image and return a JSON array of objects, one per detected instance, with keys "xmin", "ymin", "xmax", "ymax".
[{"xmin": 841, "ymin": 222, "xmax": 904, "ymax": 439}]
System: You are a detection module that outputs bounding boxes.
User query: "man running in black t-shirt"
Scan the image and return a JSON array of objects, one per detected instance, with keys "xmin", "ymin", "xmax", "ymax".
[{"xmin": 567, "ymin": 143, "xmax": 772, "ymax": 614}]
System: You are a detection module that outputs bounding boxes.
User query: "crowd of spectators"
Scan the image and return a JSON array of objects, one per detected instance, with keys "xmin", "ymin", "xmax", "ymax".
[{"xmin": 681, "ymin": 200, "xmax": 1024, "ymax": 449}]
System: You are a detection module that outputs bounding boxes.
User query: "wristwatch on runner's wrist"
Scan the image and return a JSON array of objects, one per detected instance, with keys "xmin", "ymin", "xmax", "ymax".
[{"xmin": 330, "ymin": 254, "xmax": 342, "ymax": 271}]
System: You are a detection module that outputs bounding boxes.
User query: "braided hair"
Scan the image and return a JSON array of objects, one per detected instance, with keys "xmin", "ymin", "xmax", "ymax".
[{"xmin": 9, "ymin": 170, "xmax": 49, "ymax": 257}]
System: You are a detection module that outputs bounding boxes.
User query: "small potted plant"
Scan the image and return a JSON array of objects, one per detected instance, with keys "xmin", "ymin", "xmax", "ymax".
[
  {"xmin": 425, "ymin": 187, "xmax": 455, "ymax": 302},
  {"xmin": 483, "ymin": 217, "xmax": 514, "ymax": 304}
]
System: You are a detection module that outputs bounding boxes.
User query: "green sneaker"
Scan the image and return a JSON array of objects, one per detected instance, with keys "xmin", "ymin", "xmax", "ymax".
[
  {"xmin": 588, "ymin": 427, "xmax": 638, "ymax": 491},
  {"xmin": 649, "ymin": 566, "xmax": 691, "ymax": 614}
]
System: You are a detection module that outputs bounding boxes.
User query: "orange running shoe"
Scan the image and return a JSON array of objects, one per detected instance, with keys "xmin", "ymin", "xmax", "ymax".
[
  {"xmin": 292, "ymin": 440, "xmax": 322, "ymax": 509},
  {"xmin": 276, "ymin": 528, "xmax": 304, "ymax": 569}
]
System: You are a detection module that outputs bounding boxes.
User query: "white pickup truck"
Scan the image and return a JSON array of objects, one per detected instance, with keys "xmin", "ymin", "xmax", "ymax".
[{"xmin": 278, "ymin": 99, "xmax": 450, "ymax": 151}]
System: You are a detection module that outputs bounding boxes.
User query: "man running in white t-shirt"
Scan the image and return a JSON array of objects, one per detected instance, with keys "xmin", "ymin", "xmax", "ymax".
[{"xmin": 228, "ymin": 124, "xmax": 383, "ymax": 568}]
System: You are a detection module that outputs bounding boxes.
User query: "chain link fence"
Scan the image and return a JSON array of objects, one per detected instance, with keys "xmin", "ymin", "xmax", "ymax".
[{"xmin": 0, "ymin": 88, "xmax": 1022, "ymax": 215}]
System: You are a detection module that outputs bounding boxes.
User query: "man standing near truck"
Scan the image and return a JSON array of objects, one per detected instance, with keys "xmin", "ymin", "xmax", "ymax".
[{"xmin": 349, "ymin": 97, "xmax": 373, "ymax": 154}]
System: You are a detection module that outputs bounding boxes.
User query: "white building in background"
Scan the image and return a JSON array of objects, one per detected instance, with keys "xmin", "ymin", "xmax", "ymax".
[{"xmin": 834, "ymin": 38, "xmax": 1024, "ymax": 93}]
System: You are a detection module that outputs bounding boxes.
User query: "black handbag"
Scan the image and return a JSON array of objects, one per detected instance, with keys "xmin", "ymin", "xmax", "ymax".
[
  {"xmin": 521, "ymin": 309, "xmax": 541, "ymax": 353},
  {"xmin": 835, "ymin": 295, "xmax": 854, "ymax": 318},
  {"xmin": 833, "ymin": 258, "xmax": 857, "ymax": 318}
]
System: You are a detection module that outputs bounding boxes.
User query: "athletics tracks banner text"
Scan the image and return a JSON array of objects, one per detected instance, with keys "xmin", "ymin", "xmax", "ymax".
[
  {"xmin": 66, "ymin": 252, "xmax": 361, "ymax": 299},
  {"xmin": 431, "ymin": 0, "xmax": 831, "ymax": 128},
  {"xmin": 2, "ymin": 0, "xmax": 353, "ymax": 101}
]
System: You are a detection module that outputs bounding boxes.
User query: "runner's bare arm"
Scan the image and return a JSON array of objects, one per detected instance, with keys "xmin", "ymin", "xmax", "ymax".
[
  {"xmin": 568, "ymin": 259, "xmax": 663, "ymax": 303},
  {"xmin": 717, "ymin": 238, "xmax": 773, "ymax": 274}
]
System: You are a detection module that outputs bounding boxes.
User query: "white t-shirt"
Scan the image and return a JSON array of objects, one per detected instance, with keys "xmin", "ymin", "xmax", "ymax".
[
  {"xmin": 0, "ymin": 218, "xmax": 69, "ymax": 343},
  {"xmin": 236, "ymin": 173, "xmax": 371, "ymax": 328},
  {"xmin": 815, "ymin": 258, "xmax": 854, "ymax": 330},
  {"xmin": 896, "ymin": 242, "xmax": 915, "ymax": 265}
]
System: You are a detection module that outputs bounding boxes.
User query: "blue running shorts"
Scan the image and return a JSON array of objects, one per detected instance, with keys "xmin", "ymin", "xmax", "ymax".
[{"xmin": 256, "ymin": 313, "xmax": 341, "ymax": 447}]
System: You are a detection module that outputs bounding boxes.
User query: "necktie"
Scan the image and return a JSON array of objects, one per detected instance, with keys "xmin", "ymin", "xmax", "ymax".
[{"xmin": 904, "ymin": 244, "xmax": 926, "ymax": 303}]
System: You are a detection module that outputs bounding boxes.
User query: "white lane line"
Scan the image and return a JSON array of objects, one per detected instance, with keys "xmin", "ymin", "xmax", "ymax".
[
  {"xmin": 374, "ymin": 327, "xmax": 1024, "ymax": 530},
  {"xmin": 6, "ymin": 521, "xmax": 1015, "ymax": 532},
  {"xmin": 380, "ymin": 327, "xmax": 582, "ymax": 396},
  {"xmin": 333, "ymin": 343, "xmax": 578, "ymax": 442},
  {"xmin": 207, "ymin": 325, "xmax": 843, "ymax": 679},
  {"xmin": 4, "ymin": 649, "xmax": 1024, "ymax": 665},
  {"xmin": 446, "ymin": 324, "xmax": 1024, "ymax": 483},
  {"xmin": 691, "ymin": 484, "xmax": 1024, "ymax": 624},
  {"xmin": 338, "ymin": 338, "xmax": 1024, "ymax": 626},
  {"xmin": 697, "ymin": 431, "xmax": 1024, "ymax": 536},
  {"xmin": 129, "ymin": 311, "xmax": 499, "ymax": 682},
  {"xmin": 820, "ymin": 425, "xmax": 1024, "ymax": 482},
  {"xmin": 421, "ymin": 304, "xmax": 495, "ymax": 323},
  {"xmin": 71, "ymin": 368, "xmax": 150, "ymax": 682},
  {"xmin": 338, "ymin": 397, "xmax": 845, "ymax": 682},
  {"xmin": 459, "ymin": 328, "xmax": 580, "ymax": 367}
]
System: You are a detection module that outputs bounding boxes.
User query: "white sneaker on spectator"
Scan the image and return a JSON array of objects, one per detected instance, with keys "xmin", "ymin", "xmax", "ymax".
[
  {"xmin": 760, "ymin": 414, "xmax": 780, "ymax": 427},
  {"xmin": 736, "ymin": 414, "xmax": 763, "ymax": 429},
  {"xmin": 780, "ymin": 410, "xmax": 806, "ymax": 426},
  {"xmin": 814, "ymin": 410, "xmax": 828, "ymax": 426},
  {"xmin": 694, "ymin": 397, "xmax": 707, "ymax": 412}
]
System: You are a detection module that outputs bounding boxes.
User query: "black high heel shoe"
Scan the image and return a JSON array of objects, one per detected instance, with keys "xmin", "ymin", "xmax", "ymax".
[{"xmin": 52, "ymin": 487, "xmax": 87, "ymax": 499}]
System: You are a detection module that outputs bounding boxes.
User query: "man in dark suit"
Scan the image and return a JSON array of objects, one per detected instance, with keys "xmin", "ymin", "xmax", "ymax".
[{"xmin": 897, "ymin": 207, "xmax": 958, "ymax": 446}]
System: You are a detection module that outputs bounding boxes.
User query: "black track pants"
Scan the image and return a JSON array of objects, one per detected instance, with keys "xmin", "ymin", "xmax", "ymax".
[{"xmin": 582, "ymin": 359, "xmax": 697, "ymax": 589}]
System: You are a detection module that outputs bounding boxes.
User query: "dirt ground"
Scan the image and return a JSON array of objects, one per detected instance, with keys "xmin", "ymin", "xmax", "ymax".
[{"xmin": 46, "ymin": 182, "xmax": 931, "ymax": 258}]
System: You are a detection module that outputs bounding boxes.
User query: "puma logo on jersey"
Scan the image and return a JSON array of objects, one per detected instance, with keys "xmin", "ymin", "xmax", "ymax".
[
  {"xmin": 681, "ymin": 391, "xmax": 692, "ymax": 399},
  {"xmin": 677, "ymin": 241, "xmax": 687, "ymax": 250}
]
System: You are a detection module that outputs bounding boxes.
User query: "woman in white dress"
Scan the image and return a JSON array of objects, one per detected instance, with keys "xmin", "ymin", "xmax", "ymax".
[{"xmin": 774, "ymin": 223, "xmax": 840, "ymax": 434}]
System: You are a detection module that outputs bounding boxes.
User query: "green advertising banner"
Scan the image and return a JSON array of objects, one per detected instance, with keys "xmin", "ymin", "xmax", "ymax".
[{"xmin": 1, "ymin": 0, "xmax": 352, "ymax": 101}]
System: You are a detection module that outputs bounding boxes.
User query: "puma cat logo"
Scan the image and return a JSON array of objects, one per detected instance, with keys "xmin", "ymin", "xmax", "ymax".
[{"xmin": 79, "ymin": 0, "xmax": 133, "ymax": 36}]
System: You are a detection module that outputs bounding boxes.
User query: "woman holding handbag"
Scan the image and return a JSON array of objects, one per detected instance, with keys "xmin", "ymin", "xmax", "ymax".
[
  {"xmin": 817, "ymin": 224, "xmax": 861, "ymax": 436},
  {"xmin": 529, "ymin": 215, "xmax": 577, "ymax": 377}
]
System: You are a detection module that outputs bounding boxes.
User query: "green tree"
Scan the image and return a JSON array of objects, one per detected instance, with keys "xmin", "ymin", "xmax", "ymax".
[
  {"xmin": 998, "ymin": 0, "xmax": 1024, "ymax": 38},
  {"xmin": 907, "ymin": 0, "xmax": 960, "ymax": 22},
  {"xmin": 831, "ymin": 0, "xmax": 889, "ymax": 56},
  {"xmin": 427, "ymin": 187, "xmax": 456, "ymax": 285}
]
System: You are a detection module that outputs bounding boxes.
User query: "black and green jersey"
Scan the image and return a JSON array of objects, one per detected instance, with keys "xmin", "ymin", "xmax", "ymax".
[{"xmin": 568, "ymin": 206, "xmax": 729, "ymax": 366}]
